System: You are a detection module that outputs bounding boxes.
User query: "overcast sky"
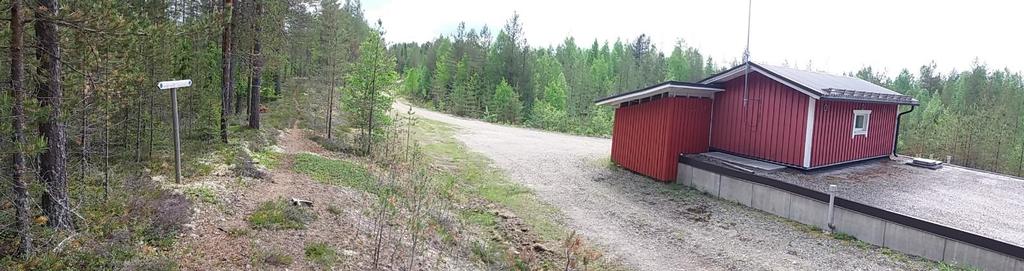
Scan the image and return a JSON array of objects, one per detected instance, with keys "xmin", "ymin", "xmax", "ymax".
[{"xmin": 363, "ymin": 0, "xmax": 1023, "ymax": 77}]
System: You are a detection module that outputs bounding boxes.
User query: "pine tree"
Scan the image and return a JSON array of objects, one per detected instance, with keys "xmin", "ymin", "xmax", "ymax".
[
  {"xmin": 9, "ymin": 0, "xmax": 32, "ymax": 256},
  {"xmin": 34, "ymin": 0, "xmax": 74, "ymax": 230},
  {"xmin": 219, "ymin": 0, "xmax": 235, "ymax": 142},
  {"xmin": 343, "ymin": 26, "xmax": 397, "ymax": 155}
]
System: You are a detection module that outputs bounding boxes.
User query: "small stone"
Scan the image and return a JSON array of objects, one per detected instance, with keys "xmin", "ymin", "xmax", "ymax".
[
  {"xmin": 495, "ymin": 211, "xmax": 516, "ymax": 219},
  {"xmin": 342, "ymin": 249, "xmax": 358, "ymax": 256}
]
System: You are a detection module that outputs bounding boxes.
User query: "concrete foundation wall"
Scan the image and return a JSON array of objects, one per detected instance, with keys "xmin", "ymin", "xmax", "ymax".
[
  {"xmin": 677, "ymin": 163, "xmax": 1024, "ymax": 270},
  {"xmin": 718, "ymin": 176, "xmax": 753, "ymax": 207},
  {"xmin": 690, "ymin": 167, "xmax": 720, "ymax": 196}
]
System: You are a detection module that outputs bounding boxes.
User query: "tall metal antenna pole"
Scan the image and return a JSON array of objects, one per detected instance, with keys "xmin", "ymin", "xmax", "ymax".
[{"xmin": 743, "ymin": 0, "xmax": 752, "ymax": 107}]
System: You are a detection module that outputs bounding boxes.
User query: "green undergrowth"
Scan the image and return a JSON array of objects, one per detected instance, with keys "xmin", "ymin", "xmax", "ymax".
[
  {"xmin": 248, "ymin": 199, "xmax": 316, "ymax": 230},
  {"xmin": 251, "ymin": 147, "xmax": 282, "ymax": 169},
  {"xmin": 183, "ymin": 185, "xmax": 218, "ymax": 204},
  {"xmin": 304, "ymin": 242, "xmax": 340, "ymax": 267},
  {"xmin": 292, "ymin": 153, "xmax": 375, "ymax": 192}
]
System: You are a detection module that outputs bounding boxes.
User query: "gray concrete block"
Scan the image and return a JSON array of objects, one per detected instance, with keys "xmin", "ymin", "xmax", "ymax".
[
  {"xmin": 788, "ymin": 195, "xmax": 829, "ymax": 229},
  {"xmin": 677, "ymin": 163, "xmax": 693, "ymax": 187},
  {"xmin": 882, "ymin": 223, "xmax": 946, "ymax": 261},
  {"xmin": 832, "ymin": 208, "xmax": 886, "ymax": 246},
  {"xmin": 942, "ymin": 240, "xmax": 1019, "ymax": 271},
  {"xmin": 751, "ymin": 184, "xmax": 791, "ymax": 218},
  {"xmin": 718, "ymin": 176, "xmax": 753, "ymax": 207},
  {"xmin": 1016, "ymin": 258, "xmax": 1024, "ymax": 271},
  {"xmin": 691, "ymin": 167, "xmax": 720, "ymax": 196}
]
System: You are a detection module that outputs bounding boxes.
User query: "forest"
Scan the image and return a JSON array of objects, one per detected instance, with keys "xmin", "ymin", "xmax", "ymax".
[
  {"xmin": 391, "ymin": 14, "xmax": 1024, "ymax": 177},
  {"xmin": 0, "ymin": 0, "xmax": 401, "ymax": 267}
]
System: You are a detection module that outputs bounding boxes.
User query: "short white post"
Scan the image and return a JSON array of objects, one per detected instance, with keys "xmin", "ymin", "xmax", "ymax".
[
  {"xmin": 158, "ymin": 79, "xmax": 192, "ymax": 183},
  {"xmin": 825, "ymin": 184, "xmax": 837, "ymax": 233}
]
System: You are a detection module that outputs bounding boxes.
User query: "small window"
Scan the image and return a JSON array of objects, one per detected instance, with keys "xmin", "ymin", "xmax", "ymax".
[{"xmin": 852, "ymin": 110, "xmax": 871, "ymax": 137}]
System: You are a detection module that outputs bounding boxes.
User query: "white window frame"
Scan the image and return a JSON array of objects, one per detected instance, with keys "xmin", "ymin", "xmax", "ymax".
[{"xmin": 852, "ymin": 110, "xmax": 871, "ymax": 137}]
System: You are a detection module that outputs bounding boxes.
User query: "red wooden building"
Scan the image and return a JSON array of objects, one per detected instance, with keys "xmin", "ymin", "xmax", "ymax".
[{"xmin": 596, "ymin": 62, "xmax": 918, "ymax": 181}]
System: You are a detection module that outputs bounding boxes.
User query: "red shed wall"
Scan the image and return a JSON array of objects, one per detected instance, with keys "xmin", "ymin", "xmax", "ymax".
[
  {"xmin": 611, "ymin": 97, "xmax": 712, "ymax": 181},
  {"xmin": 710, "ymin": 72, "xmax": 809, "ymax": 166},
  {"xmin": 811, "ymin": 101, "xmax": 897, "ymax": 167}
]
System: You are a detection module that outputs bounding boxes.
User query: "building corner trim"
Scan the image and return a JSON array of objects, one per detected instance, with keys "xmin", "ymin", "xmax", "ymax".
[{"xmin": 803, "ymin": 97, "xmax": 816, "ymax": 168}]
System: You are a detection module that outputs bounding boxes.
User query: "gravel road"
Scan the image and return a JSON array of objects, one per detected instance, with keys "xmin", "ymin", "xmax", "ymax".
[{"xmin": 400, "ymin": 102, "xmax": 935, "ymax": 271}]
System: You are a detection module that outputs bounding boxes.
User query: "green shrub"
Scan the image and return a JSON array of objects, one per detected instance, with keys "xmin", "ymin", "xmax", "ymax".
[
  {"xmin": 304, "ymin": 242, "xmax": 339, "ymax": 267},
  {"xmin": 248, "ymin": 199, "xmax": 315, "ymax": 230},
  {"xmin": 308, "ymin": 134, "xmax": 351, "ymax": 153}
]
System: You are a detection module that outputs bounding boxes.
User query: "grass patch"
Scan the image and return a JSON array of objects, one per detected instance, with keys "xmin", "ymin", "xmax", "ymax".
[
  {"xmin": 462, "ymin": 210, "xmax": 498, "ymax": 228},
  {"xmin": 248, "ymin": 199, "xmax": 315, "ymax": 230},
  {"xmin": 831, "ymin": 231, "xmax": 857, "ymax": 242},
  {"xmin": 292, "ymin": 152, "xmax": 375, "ymax": 192},
  {"xmin": 255, "ymin": 248, "xmax": 293, "ymax": 267},
  {"xmin": 881, "ymin": 247, "xmax": 912, "ymax": 263},
  {"xmin": 252, "ymin": 147, "xmax": 281, "ymax": 169},
  {"xmin": 304, "ymin": 242, "xmax": 340, "ymax": 267},
  {"xmin": 938, "ymin": 262, "xmax": 980, "ymax": 271},
  {"xmin": 183, "ymin": 185, "xmax": 218, "ymax": 204}
]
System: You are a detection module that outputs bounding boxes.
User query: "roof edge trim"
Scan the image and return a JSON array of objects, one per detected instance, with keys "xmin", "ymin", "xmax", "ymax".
[{"xmin": 594, "ymin": 81, "xmax": 724, "ymax": 106}]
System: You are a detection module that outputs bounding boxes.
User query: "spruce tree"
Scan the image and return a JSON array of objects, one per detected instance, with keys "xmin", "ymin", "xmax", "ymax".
[{"xmin": 488, "ymin": 79, "xmax": 522, "ymax": 124}]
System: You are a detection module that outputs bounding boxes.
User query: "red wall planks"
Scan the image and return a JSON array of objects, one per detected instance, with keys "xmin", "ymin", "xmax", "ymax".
[
  {"xmin": 710, "ymin": 73, "xmax": 808, "ymax": 166},
  {"xmin": 811, "ymin": 101, "xmax": 897, "ymax": 167},
  {"xmin": 611, "ymin": 97, "xmax": 712, "ymax": 181}
]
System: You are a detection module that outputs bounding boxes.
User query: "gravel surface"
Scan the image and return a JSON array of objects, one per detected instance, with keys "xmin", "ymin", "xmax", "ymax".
[
  {"xmin": 400, "ymin": 102, "xmax": 936, "ymax": 271},
  {"xmin": 764, "ymin": 157, "xmax": 1024, "ymax": 247}
]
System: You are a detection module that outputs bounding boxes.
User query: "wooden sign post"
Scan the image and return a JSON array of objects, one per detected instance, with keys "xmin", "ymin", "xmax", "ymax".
[{"xmin": 158, "ymin": 79, "xmax": 192, "ymax": 183}]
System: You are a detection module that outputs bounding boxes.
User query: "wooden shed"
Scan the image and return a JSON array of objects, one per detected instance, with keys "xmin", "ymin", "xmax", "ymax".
[{"xmin": 596, "ymin": 62, "xmax": 918, "ymax": 181}]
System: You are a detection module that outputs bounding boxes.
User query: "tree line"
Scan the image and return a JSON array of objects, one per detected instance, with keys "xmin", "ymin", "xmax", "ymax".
[
  {"xmin": 858, "ymin": 62, "xmax": 1024, "ymax": 176},
  {"xmin": 0, "ymin": 0, "xmax": 393, "ymax": 261},
  {"xmin": 390, "ymin": 13, "xmax": 722, "ymax": 136}
]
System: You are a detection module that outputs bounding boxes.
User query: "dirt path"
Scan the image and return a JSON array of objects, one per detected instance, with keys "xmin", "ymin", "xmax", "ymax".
[
  {"xmin": 397, "ymin": 102, "xmax": 936, "ymax": 271},
  {"xmin": 173, "ymin": 127, "xmax": 374, "ymax": 270}
]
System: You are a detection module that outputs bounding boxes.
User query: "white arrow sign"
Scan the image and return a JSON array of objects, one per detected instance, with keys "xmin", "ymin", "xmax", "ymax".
[{"xmin": 158, "ymin": 79, "xmax": 192, "ymax": 90}]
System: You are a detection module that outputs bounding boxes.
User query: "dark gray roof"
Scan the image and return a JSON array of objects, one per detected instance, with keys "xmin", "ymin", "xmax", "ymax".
[{"xmin": 701, "ymin": 62, "xmax": 918, "ymax": 105}]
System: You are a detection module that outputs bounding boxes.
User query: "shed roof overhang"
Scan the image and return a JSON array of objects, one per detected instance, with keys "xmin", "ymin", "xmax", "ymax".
[{"xmin": 594, "ymin": 81, "xmax": 725, "ymax": 106}]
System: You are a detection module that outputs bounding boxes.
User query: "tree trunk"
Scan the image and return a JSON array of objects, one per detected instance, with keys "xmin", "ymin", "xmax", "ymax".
[
  {"xmin": 219, "ymin": 0, "xmax": 233, "ymax": 143},
  {"xmin": 227, "ymin": 0, "xmax": 239, "ymax": 116},
  {"xmin": 247, "ymin": 0, "xmax": 263, "ymax": 129},
  {"xmin": 34, "ymin": 0, "xmax": 74, "ymax": 230},
  {"xmin": 103, "ymin": 106, "xmax": 110, "ymax": 201},
  {"xmin": 9, "ymin": 0, "xmax": 33, "ymax": 256},
  {"xmin": 79, "ymin": 78, "xmax": 91, "ymax": 181},
  {"xmin": 326, "ymin": 62, "xmax": 335, "ymax": 139}
]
